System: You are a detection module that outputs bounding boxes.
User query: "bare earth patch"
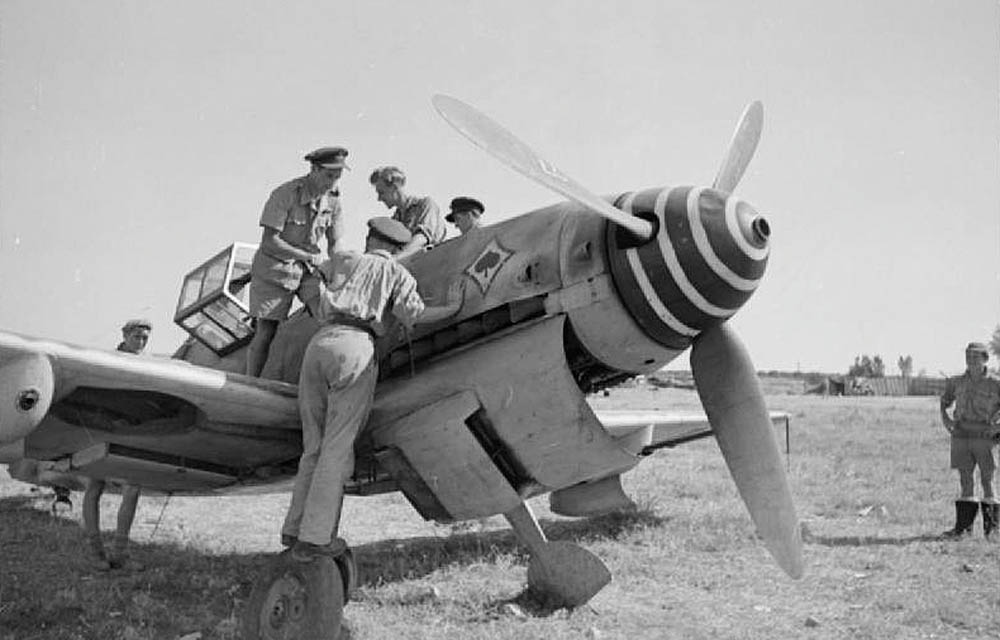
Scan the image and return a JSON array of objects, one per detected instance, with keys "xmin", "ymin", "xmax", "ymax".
[{"xmin": 1, "ymin": 387, "xmax": 998, "ymax": 639}]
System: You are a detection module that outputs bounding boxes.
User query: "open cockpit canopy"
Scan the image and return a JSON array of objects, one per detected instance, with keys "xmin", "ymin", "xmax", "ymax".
[{"xmin": 174, "ymin": 243, "xmax": 256, "ymax": 355}]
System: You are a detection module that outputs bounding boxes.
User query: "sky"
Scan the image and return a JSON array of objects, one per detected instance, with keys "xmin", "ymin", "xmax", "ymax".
[{"xmin": 1, "ymin": 0, "xmax": 997, "ymax": 376}]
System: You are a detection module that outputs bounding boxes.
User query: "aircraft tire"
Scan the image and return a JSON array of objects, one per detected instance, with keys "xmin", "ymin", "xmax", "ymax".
[{"xmin": 243, "ymin": 550, "xmax": 344, "ymax": 640}]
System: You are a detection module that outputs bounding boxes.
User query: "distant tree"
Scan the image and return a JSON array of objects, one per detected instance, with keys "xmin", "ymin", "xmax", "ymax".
[
  {"xmin": 990, "ymin": 325, "xmax": 1000, "ymax": 361},
  {"xmin": 872, "ymin": 355, "xmax": 885, "ymax": 377},
  {"xmin": 897, "ymin": 355, "xmax": 913, "ymax": 378},
  {"xmin": 848, "ymin": 353, "xmax": 886, "ymax": 378},
  {"xmin": 849, "ymin": 355, "xmax": 868, "ymax": 377}
]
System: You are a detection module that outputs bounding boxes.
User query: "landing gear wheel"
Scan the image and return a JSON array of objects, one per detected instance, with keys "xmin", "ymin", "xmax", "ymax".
[
  {"xmin": 243, "ymin": 550, "xmax": 344, "ymax": 640},
  {"xmin": 336, "ymin": 548, "xmax": 357, "ymax": 602}
]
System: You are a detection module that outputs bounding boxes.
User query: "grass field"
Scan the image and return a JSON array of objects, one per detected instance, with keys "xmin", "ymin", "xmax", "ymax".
[{"xmin": 1, "ymin": 387, "xmax": 998, "ymax": 639}]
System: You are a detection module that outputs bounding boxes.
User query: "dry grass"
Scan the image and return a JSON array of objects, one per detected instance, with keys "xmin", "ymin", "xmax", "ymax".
[{"xmin": 2, "ymin": 387, "xmax": 999, "ymax": 639}]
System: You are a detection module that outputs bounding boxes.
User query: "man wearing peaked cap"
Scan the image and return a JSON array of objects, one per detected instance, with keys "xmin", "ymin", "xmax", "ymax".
[
  {"xmin": 304, "ymin": 146, "xmax": 350, "ymax": 170},
  {"xmin": 245, "ymin": 146, "xmax": 349, "ymax": 377},
  {"xmin": 280, "ymin": 215, "xmax": 464, "ymax": 564},
  {"xmin": 940, "ymin": 341, "xmax": 1000, "ymax": 539},
  {"xmin": 366, "ymin": 216, "xmax": 412, "ymax": 246},
  {"xmin": 446, "ymin": 196, "xmax": 485, "ymax": 236}
]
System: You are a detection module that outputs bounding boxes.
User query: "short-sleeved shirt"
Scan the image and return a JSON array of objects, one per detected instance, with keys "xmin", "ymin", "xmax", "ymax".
[
  {"xmin": 316, "ymin": 249, "xmax": 425, "ymax": 336},
  {"xmin": 392, "ymin": 195, "xmax": 446, "ymax": 246},
  {"xmin": 942, "ymin": 370, "xmax": 1000, "ymax": 430},
  {"xmin": 249, "ymin": 176, "xmax": 341, "ymax": 312},
  {"xmin": 258, "ymin": 175, "xmax": 341, "ymax": 254}
]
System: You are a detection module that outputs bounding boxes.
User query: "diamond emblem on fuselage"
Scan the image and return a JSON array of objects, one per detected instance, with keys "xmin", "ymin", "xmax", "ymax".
[{"xmin": 466, "ymin": 239, "xmax": 514, "ymax": 295}]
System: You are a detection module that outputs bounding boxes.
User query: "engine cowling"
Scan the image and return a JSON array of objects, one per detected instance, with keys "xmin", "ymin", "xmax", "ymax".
[{"xmin": 0, "ymin": 354, "xmax": 54, "ymax": 444}]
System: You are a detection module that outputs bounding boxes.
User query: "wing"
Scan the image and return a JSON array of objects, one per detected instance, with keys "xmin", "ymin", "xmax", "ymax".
[
  {"xmin": 1, "ymin": 331, "xmax": 303, "ymax": 493},
  {"xmin": 547, "ymin": 408, "xmax": 791, "ymax": 518}
]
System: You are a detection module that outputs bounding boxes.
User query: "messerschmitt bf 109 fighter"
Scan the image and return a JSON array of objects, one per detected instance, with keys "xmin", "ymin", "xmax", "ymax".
[{"xmin": 0, "ymin": 95, "xmax": 802, "ymax": 639}]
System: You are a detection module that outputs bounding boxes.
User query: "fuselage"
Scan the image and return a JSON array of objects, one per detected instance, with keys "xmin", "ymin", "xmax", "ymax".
[{"xmin": 2, "ymin": 186, "xmax": 770, "ymax": 510}]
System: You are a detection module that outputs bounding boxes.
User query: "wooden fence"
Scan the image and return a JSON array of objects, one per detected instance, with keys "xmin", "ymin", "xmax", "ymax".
[{"xmin": 907, "ymin": 376, "xmax": 948, "ymax": 396}]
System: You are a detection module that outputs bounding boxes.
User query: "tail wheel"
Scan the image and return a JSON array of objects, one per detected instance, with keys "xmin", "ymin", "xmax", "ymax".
[{"xmin": 243, "ymin": 550, "xmax": 344, "ymax": 640}]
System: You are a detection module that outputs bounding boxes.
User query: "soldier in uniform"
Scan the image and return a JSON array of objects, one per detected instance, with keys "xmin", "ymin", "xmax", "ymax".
[
  {"xmin": 82, "ymin": 318, "xmax": 152, "ymax": 570},
  {"xmin": 245, "ymin": 147, "xmax": 348, "ymax": 377},
  {"xmin": 368, "ymin": 166, "xmax": 446, "ymax": 261},
  {"xmin": 940, "ymin": 342, "xmax": 1000, "ymax": 538},
  {"xmin": 281, "ymin": 217, "xmax": 462, "ymax": 562},
  {"xmin": 445, "ymin": 196, "xmax": 485, "ymax": 236}
]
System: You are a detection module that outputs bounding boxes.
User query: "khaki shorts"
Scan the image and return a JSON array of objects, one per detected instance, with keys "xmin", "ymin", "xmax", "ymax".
[
  {"xmin": 249, "ymin": 252, "xmax": 322, "ymax": 320},
  {"xmin": 951, "ymin": 435, "xmax": 997, "ymax": 473}
]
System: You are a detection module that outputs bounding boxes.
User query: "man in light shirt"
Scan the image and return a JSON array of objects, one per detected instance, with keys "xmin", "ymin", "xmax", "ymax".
[{"xmin": 281, "ymin": 217, "xmax": 462, "ymax": 562}]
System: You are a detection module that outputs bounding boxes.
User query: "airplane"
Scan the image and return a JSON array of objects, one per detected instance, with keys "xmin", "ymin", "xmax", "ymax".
[{"xmin": 0, "ymin": 95, "xmax": 802, "ymax": 639}]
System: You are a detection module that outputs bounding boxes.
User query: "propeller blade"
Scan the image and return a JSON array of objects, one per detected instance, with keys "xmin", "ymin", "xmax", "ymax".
[
  {"xmin": 432, "ymin": 94, "xmax": 654, "ymax": 241},
  {"xmin": 690, "ymin": 322, "xmax": 804, "ymax": 578},
  {"xmin": 711, "ymin": 101, "xmax": 763, "ymax": 195}
]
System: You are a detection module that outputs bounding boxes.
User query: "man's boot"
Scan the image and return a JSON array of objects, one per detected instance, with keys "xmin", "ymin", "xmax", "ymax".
[
  {"xmin": 108, "ymin": 533, "xmax": 144, "ymax": 571},
  {"xmin": 981, "ymin": 502, "xmax": 999, "ymax": 539},
  {"xmin": 87, "ymin": 533, "xmax": 111, "ymax": 572},
  {"xmin": 943, "ymin": 500, "xmax": 979, "ymax": 537}
]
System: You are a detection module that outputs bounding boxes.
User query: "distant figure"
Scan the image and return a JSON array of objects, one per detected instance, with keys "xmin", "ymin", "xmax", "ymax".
[
  {"xmin": 369, "ymin": 166, "xmax": 446, "ymax": 261},
  {"xmin": 282, "ymin": 217, "xmax": 462, "ymax": 562},
  {"xmin": 939, "ymin": 342, "xmax": 1000, "ymax": 538},
  {"xmin": 245, "ymin": 147, "xmax": 348, "ymax": 377},
  {"xmin": 446, "ymin": 196, "xmax": 485, "ymax": 235},
  {"xmin": 82, "ymin": 318, "xmax": 152, "ymax": 571}
]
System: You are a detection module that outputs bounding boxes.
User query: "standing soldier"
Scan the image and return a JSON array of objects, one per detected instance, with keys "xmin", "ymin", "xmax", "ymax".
[
  {"xmin": 245, "ymin": 147, "xmax": 348, "ymax": 377},
  {"xmin": 281, "ymin": 217, "xmax": 462, "ymax": 562},
  {"xmin": 940, "ymin": 342, "xmax": 1000, "ymax": 538},
  {"xmin": 368, "ymin": 166, "xmax": 446, "ymax": 261},
  {"xmin": 83, "ymin": 318, "xmax": 152, "ymax": 570},
  {"xmin": 445, "ymin": 196, "xmax": 485, "ymax": 236}
]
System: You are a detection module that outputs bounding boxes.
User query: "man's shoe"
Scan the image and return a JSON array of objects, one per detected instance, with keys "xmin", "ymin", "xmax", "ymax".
[{"xmin": 291, "ymin": 538, "xmax": 348, "ymax": 563}]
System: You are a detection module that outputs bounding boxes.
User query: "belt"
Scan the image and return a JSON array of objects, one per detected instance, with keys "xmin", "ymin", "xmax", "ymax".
[{"xmin": 324, "ymin": 314, "xmax": 377, "ymax": 339}]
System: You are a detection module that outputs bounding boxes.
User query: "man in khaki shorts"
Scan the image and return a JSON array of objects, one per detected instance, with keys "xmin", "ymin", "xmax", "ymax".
[
  {"xmin": 940, "ymin": 342, "xmax": 1000, "ymax": 538},
  {"xmin": 245, "ymin": 147, "xmax": 348, "ymax": 377}
]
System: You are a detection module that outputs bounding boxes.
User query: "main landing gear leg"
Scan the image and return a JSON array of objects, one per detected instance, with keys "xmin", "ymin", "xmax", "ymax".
[
  {"xmin": 243, "ymin": 549, "xmax": 350, "ymax": 640},
  {"xmin": 503, "ymin": 501, "xmax": 611, "ymax": 608}
]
